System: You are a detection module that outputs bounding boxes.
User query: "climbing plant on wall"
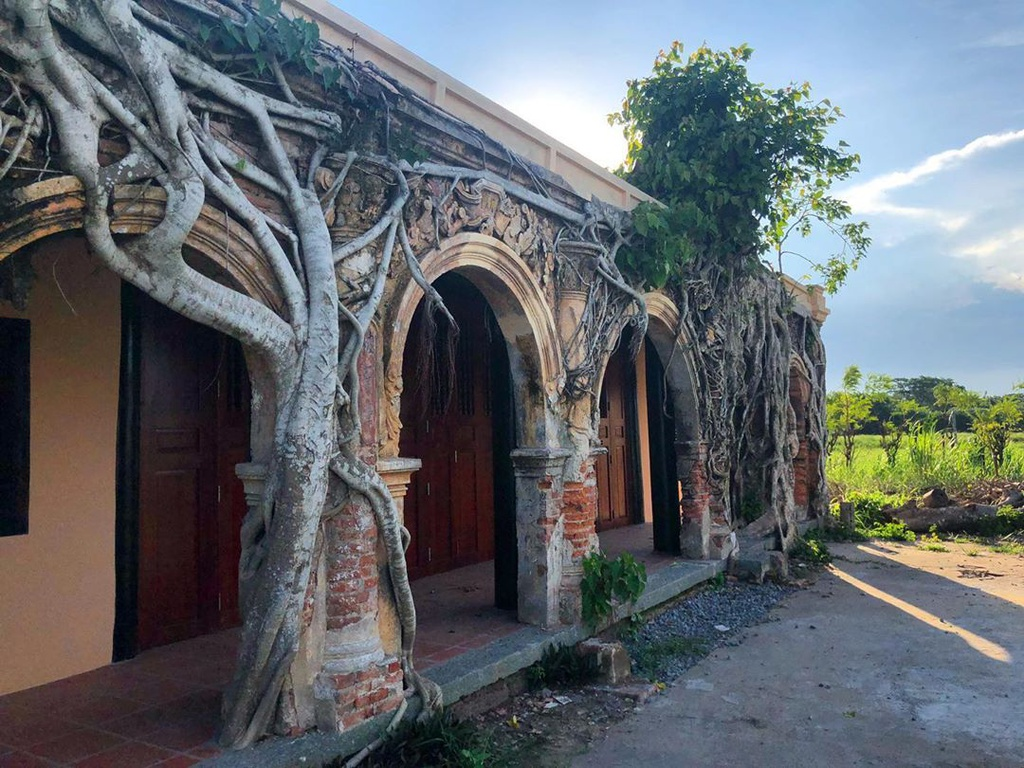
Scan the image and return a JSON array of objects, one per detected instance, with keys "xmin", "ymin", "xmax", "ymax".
[
  {"xmin": 611, "ymin": 42, "xmax": 869, "ymax": 293},
  {"xmin": 0, "ymin": 0, "xmax": 635, "ymax": 751},
  {"xmin": 610, "ymin": 43, "xmax": 868, "ymax": 543}
]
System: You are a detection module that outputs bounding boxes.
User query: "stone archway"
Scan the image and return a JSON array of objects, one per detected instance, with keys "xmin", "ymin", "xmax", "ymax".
[
  {"xmin": 382, "ymin": 232, "xmax": 569, "ymax": 628},
  {"xmin": 642, "ymin": 292, "xmax": 717, "ymax": 559},
  {"xmin": 0, "ymin": 181, "xmax": 283, "ymax": 666}
]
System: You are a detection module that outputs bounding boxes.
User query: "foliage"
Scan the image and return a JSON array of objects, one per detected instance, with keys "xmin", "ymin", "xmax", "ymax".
[
  {"xmin": 790, "ymin": 531, "xmax": 832, "ymax": 564},
  {"xmin": 826, "ymin": 366, "xmax": 874, "ymax": 466},
  {"xmin": 610, "ymin": 42, "xmax": 868, "ymax": 291},
  {"xmin": 892, "ymin": 376, "xmax": 956, "ymax": 410},
  {"xmin": 580, "ymin": 551, "xmax": 647, "ymax": 627},
  {"xmin": 971, "ymin": 398, "xmax": 1023, "ymax": 476},
  {"xmin": 828, "ymin": 432, "xmax": 1024, "ymax": 496},
  {"xmin": 863, "ymin": 520, "xmax": 916, "ymax": 542},
  {"xmin": 525, "ymin": 644, "xmax": 600, "ymax": 692},
  {"xmin": 359, "ymin": 708, "xmax": 496, "ymax": 768},
  {"xmin": 632, "ymin": 636, "xmax": 709, "ymax": 681}
]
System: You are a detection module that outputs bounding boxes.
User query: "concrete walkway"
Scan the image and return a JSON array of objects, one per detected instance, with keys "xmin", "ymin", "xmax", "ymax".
[{"xmin": 576, "ymin": 541, "xmax": 1024, "ymax": 768}]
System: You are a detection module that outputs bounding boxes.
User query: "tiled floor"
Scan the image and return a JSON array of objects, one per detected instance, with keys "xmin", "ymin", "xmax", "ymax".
[
  {"xmin": 0, "ymin": 630, "xmax": 237, "ymax": 766},
  {"xmin": 0, "ymin": 522, "xmax": 665, "ymax": 766}
]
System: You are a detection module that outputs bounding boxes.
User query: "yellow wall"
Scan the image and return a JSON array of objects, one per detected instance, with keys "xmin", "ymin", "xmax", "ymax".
[{"xmin": 0, "ymin": 237, "xmax": 120, "ymax": 694}]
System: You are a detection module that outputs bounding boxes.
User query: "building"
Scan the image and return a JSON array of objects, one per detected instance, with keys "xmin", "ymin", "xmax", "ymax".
[{"xmin": 0, "ymin": 0, "xmax": 827, "ymax": 756}]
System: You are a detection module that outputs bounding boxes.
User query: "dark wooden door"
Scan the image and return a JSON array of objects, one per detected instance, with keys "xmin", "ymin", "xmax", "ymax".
[
  {"xmin": 645, "ymin": 337, "xmax": 681, "ymax": 553},
  {"xmin": 137, "ymin": 296, "xmax": 249, "ymax": 649},
  {"xmin": 400, "ymin": 275, "xmax": 497, "ymax": 579},
  {"xmin": 596, "ymin": 342, "xmax": 640, "ymax": 531}
]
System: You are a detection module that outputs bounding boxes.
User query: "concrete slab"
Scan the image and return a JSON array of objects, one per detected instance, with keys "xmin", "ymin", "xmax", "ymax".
[{"xmin": 576, "ymin": 541, "xmax": 1024, "ymax": 768}]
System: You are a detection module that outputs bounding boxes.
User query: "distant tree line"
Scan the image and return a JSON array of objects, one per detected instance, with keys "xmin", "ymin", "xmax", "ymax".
[{"xmin": 827, "ymin": 367, "xmax": 1024, "ymax": 475}]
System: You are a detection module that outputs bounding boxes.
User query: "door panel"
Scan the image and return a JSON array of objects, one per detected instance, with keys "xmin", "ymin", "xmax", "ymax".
[
  {"xmin": 596, "ymin": 342, "xmax": 639, "ymax": 531},
  {"xmin": 137, "ymin": 294, "xmax": 249, "ymax": 650}
]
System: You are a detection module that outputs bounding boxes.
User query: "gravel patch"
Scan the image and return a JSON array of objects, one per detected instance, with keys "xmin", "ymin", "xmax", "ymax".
[{"xmin": 627, "ymin": 581, "xmax": 794, "ymax": 682}]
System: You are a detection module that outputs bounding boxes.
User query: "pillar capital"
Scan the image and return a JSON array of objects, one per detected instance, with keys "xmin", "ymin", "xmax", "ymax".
[{"xmin": 510, "ymin": 447, "xmax": 571, "ymax": 477}]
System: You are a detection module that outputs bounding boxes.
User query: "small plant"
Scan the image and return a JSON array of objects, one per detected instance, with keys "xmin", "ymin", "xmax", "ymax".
[
  {"xmin": 918, "ymin": 527, "xmax": 948, "ymax": 552},
  {"xmin": 360, "ymin": 707, "xmax": 496, "ymax": 768},
  {"xmin": 790, "ymin": 532, "xmax": 832, "ymax": 564},
  {"xmin": 990, "ymin": 541, "xmax": 1024, "ymax": 556},
  {"xmin": 632, "ymin": 636, "xmax": 708, "ymax": 681},
  {"xmin": 580, "ymin": 550, "xmax": 647, "ymax": 627},
  {"xmin": 525, "ymin": 643, "xmax": 599, "ymax": 691},
  {"xmin": 864, "ymin": 521, "xmax": 916, "ymax": 542}
]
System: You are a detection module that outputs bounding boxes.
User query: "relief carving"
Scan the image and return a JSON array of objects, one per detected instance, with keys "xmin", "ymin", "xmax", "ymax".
[{"xmin": 379, "ymin": 368, "xmax": 404, "ymax": 458}]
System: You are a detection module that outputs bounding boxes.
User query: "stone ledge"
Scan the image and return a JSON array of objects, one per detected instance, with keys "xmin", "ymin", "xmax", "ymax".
[{"xmin": 200, "ymin": 558, "xmax": 724, "ymax": 767}]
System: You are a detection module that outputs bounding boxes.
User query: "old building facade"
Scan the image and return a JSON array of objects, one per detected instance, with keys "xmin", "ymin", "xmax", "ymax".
[{"xmin": 0, "ymin": 0, "xmax": 827, "ymax": 749}]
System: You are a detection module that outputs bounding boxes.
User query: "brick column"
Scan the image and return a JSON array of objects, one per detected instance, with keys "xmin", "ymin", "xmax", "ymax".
[
  {"xmin": 677, "ymin": 440, "xmax": 711, "ymax": 559},
  {"xmin": 511, "ymin": 448, "xmax": 571, "ymax": 629},
  {"xmin": 314, "ymin": 334, "xmax": 403, "ymax": 733},
  {"xmin": 559, "ymin": 450, "xmax": 600, "ymax": 624}
]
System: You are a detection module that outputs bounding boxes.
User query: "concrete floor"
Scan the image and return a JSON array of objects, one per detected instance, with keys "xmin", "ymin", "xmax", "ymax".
[{"xmin": 577, "ymin": 541, "xmax": 1024, "ymax": 768}]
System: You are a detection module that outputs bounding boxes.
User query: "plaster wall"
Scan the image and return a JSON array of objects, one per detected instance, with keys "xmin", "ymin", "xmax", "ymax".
[{"xmin": 0, "ymin": 237, "xmax": 120, "ymax": 694}]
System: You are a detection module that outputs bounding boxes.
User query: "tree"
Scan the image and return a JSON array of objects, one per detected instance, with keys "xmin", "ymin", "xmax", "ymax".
[
  {"xmin": 0, "ymin": 0, "xmax": 633, "ymax": 748},
  {"xmin": 610, "ymin": 43, "xmax": 869, "ymax": 293},
  {"xmin": 826, "ymin": 366, "xmax": 873, "ymax": 467},
  {"xmin": 971, "ymin": 397, "xmax": 1022, "ymax": 476},
  {"xmin": 892, "ymin": 375, "xmax": 955, "ymax": 409}
]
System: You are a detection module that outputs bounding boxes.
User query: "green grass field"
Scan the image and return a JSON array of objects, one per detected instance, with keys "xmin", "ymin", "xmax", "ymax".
[{"xmin": 827, "ymin": 432, "xmax": 1024, "ymax": 496}]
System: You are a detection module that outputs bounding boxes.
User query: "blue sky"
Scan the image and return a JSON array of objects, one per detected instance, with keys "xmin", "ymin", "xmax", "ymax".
[{"xmin": 333, "ymin": 0, "xmax": 1024, "ymax": 394}]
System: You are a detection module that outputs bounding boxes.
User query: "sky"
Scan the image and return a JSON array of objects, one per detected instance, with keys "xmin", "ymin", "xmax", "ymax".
[{"xmin": 332, "ymin": 0, "xmax": 1024, "ymax": 394}]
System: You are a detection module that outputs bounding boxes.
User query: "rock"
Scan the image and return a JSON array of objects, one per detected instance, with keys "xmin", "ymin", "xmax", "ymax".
[
  {"xmin": 922, "ymin": 488, "xmax": 952, "ymax": 508},
  {"xmin": 997, "ymin": 489, "xmax": 1024, "ymax": 509},
  {"xmin": 895, "ymin": 503, "xmax": 998, "ymax": 533},
  {"xmin": 579, "ymin": 639, "xmax": 631, "ymax": 685}
]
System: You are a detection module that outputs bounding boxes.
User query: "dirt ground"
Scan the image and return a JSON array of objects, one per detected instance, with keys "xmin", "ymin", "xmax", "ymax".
[{"xmin": 571, "ymin": 541, "xmax": 1024, "ymax": 768}]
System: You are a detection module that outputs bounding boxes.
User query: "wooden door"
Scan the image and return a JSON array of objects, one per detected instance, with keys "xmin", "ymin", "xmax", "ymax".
[
  {"xmin": 400, "ymin": 275, "xmax": 496, "ymax": 578},
  {"xmin": 596, "ymin": 343, "xmax": 639, "ymax": 531},
  {"xmin": 137, "ymin": 295, "xmax": 249, "ymax": 649}
]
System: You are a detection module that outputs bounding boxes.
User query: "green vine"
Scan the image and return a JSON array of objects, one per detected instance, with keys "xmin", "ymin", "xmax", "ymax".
[{"xmin": 580, "ymin": 550, "xmax": 647, "ymax": 627}]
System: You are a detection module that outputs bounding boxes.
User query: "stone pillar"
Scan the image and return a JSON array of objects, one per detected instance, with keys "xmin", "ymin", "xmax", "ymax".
[
  {"xmin": 375, "ymin": 457, "xmax": 421, "ymax": 658},
  {"xmin": 558, "ymin": 450, "xmax": 601, "ymax": 624},
  {"xmin": 377, "ymin": 457, "xmax": 422, "ymax": 516},
  {"xmin": 511, "ymin": 447, "xmax": 571, "ymax": 629}
]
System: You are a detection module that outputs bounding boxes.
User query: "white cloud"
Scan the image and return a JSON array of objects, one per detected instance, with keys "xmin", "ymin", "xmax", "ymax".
[
  {"xmin": 843, "ymin": 129, "xmax": 1024, "ymax": 230},
  {"xmin": 974, "ymin": 28, "xmax": 1024, "ymax": 48},
  {"xmin": 957, "ymin": 226, "xmax": 1024, "ymax": 292}
]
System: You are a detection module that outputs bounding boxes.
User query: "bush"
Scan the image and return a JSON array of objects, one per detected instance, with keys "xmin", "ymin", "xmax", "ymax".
[
  {"xmin": 864, "ymin": 521, "xmax": 916, "ymax": 542},
  {"xmin": 580, "ymin": 551, "xmax": 647, "ymax": 627},
  {"xmin": 791, "ymin": 532, "xmax": 832, "ymax": 564}
]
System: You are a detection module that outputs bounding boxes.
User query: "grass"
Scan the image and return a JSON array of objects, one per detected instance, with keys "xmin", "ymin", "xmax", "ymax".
[
  {"xmin": 632, "ymin": 636, "xmax": 709, "ymax": 681},
  {"xmin": 828, "ymin": 432, "xmax": 1024, "ymax": 497}
]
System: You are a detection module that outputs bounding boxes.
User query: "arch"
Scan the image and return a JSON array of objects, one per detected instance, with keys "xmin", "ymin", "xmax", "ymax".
[
  {"xmin": 642, "ymin": 292, "xmax": 700, "ymax": 445},
  {"xmin": 0, "ymin": 177, "xmax": 286, "ymax": 315},
  {"xmin": 384, "ymin": 232, "xmax": 562, "ymax": 452}
]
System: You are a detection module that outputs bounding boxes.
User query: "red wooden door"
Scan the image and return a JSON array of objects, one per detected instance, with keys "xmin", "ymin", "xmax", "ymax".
[
  {"xmin": 400, "ymin": 275, "xmax": 495, "ymax": 578},
  {"xmin": 137, "ymin": 296, "xmax": 249, "ymax": 649},
  {"xmin": 596, "ymin": 343, "xmax": 635, "ymax": 531}
]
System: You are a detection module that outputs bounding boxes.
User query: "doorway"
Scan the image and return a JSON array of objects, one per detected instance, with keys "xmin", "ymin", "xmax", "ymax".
[
  {"xmin": 595, "ymin": 338, "xmax": 643, "ymax": 531},
  {"xmin": 116, "ymin": 287, "xmax": 251, "ymax": 656},
  {"xmin": 399, "ymin": 273, "xmax": 516, "ymax": 608}
]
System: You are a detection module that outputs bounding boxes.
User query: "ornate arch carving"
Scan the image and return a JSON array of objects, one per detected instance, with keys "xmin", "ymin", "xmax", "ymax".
[
  {"xmin": 380, "ymin": 232, "xmax": 562, "ymax": 456},
  {"xmin": 0, "ymin": 176, "xmax": 285, "ymax": 314}
]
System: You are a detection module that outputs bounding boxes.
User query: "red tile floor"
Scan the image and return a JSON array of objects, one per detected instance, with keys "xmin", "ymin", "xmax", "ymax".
[
  {"xmin": 0, "ymin": 630, "xmax": 236, "ymax": 767},
  {"xmin": 0, "ymin": 523, "xmax": 664, "ymax": 767}
]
